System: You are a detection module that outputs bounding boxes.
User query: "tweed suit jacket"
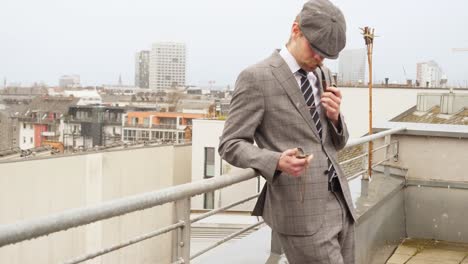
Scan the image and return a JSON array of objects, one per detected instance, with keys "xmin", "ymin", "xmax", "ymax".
[{"xmin": 218, "ymin": 50, "xmax": 357, "ymax": 236}]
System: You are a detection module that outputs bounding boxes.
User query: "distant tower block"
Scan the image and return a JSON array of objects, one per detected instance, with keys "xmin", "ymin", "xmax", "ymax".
[
  {"xmin": 149, "ymin": 42, "xmax": 186, "ymax": 91},
  {"xmin": 338, "ymin": 49, "xmax": 366, "ymax": 86}
]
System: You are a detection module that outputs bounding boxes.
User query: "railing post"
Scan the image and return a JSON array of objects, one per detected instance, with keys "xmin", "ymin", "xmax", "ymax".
[
  {"xmin": 362, "ymin": 143, "xmax": 370, "ymax": 180},
  {"xmin": 393, "ymin": 140, "xmax": 400, "ymax": 162},
  {"xmin": 173, "ymin": 198, "xmax": 191, "ymax": 263},
  {"xmin": 384, "ymin": 135, "xmax": 391, "ymax": 177}
]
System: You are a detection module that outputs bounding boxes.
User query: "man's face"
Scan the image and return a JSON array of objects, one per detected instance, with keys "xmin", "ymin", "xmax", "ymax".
[{"xmin": 296, "ymin": 33, "xmax": 324, "ymax": 72}]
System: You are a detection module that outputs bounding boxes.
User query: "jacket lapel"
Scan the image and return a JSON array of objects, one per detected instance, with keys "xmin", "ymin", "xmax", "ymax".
[{"xmin": 269, "ymin": 51, "xmax": 321, "ymax": 141}]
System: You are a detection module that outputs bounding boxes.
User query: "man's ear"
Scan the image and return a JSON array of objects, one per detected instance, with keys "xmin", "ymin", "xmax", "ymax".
[{"xmin": 291, "ymin": 22, "xmax": 302, "ymax": 38}]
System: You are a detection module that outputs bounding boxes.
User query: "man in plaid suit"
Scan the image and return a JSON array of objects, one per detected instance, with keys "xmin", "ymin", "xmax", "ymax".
[{"xmin": 219, "ymin": 0, "xmax": 356, "ymax": 263}]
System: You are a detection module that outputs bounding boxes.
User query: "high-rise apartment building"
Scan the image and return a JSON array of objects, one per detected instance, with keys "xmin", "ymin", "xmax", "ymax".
[
  {"xmin": 135, "ymin": 50, "xmax": 150, "ymax": 88},
  {"xmin": 416, "ymin": 61, "xmax": 443, "ymax": 88},
  {"xmin": 149, "ymin": 42, "xmax": 186, "ymax": 91},
  {"xmin": 338, "ymin": 49, "xmax": 366, "ymax": 85}
]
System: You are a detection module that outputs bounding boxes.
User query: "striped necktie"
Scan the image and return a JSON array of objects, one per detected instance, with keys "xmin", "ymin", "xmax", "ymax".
[{"xmin": 297, "ymin": 69, "xmax": 338, "ymax": 191}]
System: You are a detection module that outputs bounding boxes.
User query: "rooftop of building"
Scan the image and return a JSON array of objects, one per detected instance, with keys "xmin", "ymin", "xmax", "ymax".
[
  {"xmin": 391, "ymin": 91, "xmax": 468, "ymax": 125},
  {"xmin": 387, "ymin": 238, "xmax": 468, "ymax": 264},
  {"xmin": 393, "ymin": 105, "xmax": 468, "ymax": 125},
  {"xmin": 19, "ymin": 96, "xmax": 79, "ymax": 116},
  {"xmin": 126, "ymin": 111, "xmax": 206, "ymax": 119}
]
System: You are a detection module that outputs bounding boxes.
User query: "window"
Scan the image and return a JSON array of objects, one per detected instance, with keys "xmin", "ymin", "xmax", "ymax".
[
  {"xmin": 204, "ymin": 192, "xmax": 214, "ymax": 209},
  {"xmin": 141, "ymin": 130, "xmax": 150, "ymax": 140},
  {"xmin": 128, "ymin": 130, "xmax": 136, "ymax": 141},
  {"xmin": 23, "ymin": 137, "xmax": 26, "ymax": 143},
  {"xmin": 204, "ymin": 147, "xmax": 215, "ymax": 178},
  {"xmin": 30, "ymin": 137, "xmax": 33, "ymax": 143},
  {"xmin": 23, "ymin": 123, "xmax": 26, "ymax": 129}
]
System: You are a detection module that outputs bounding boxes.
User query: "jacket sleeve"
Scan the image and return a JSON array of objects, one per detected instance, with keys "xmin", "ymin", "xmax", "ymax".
[
  {"xmin": 325, "ymin": 66, "xmax": 349, "ymax": 151},
  {"xmin": 328, "ymin": 113, "xmax": 349, "ymax": 151},
  {"xmin": 218, "ymin": 69, "xmax": 281, "ymax": 183}
]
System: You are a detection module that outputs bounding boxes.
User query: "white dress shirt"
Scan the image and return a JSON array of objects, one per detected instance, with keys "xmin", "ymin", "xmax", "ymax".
[{"xmin": 279, "ymin": 47, "xmax": 321, "ymax": 114}]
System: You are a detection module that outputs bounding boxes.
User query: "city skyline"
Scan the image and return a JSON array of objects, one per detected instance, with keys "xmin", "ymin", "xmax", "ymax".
[{"xmin": 1, "ymin": 0, "xmax": 468, "ymax": 87}]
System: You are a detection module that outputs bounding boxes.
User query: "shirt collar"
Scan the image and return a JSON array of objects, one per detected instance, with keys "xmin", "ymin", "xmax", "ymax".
[{"xmin": 279, "ymin": 46, "xmax": 301, "ymax": 75}]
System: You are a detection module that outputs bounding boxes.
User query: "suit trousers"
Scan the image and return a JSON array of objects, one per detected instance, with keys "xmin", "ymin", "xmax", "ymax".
[{"xmin": 277, "ymin": 191, "xmax": 355, "ymax": 264}]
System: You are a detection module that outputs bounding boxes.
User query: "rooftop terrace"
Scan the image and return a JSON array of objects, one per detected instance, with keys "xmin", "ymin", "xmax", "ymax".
[{"xmin": 0, "ymin": 123, "xmax": 467, "ymax": 263}]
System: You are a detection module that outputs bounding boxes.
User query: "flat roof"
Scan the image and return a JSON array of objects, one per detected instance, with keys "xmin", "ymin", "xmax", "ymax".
[{"xmin": 374, "ymin": 121, "xmax": 468, "ymax": 139}]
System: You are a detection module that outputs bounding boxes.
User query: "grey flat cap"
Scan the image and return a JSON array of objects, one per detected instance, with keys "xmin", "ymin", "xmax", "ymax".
[{"xmin": 298, "ymin": 0, "xmax": 346, "ymax": 59}]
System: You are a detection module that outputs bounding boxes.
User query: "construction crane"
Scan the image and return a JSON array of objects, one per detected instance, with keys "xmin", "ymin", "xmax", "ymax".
[{"xmin": 402, "ymin": 66, "xmax": 409, "ymax": 84}]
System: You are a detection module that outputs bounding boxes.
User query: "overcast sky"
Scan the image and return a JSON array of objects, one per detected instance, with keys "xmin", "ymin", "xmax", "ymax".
[{"xmin": 1, "ymin": 0, "xmax": 467, "ymax": 87}]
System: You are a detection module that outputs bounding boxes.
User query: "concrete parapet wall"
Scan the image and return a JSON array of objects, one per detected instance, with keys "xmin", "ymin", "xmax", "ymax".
[
  {"xmin": 356, "ymin": 188, "xmax": 406, "ymax": 264},
  {"xmin": 374, "ymin": 135, "xmax": 468, "ymax": 182},
  {"xmin": 405, "ymin": 185, "xmax": 468, "ymax": 243},
  {"xmin": 0, "ymin": 144, "xmax": 192, "ymax": 264}
]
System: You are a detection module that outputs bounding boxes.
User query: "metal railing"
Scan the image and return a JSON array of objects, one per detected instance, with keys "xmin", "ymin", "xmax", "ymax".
[
  {"xmin": 345, "ymin": 127, "xmax": 406, "ymax": 180},
  {"xmin": 123, "ymin": 123, "xmax": 179, "ymax": 130},
  {"xmin": 18, "ymin": 116, "xmax": 59, "ymax": 124},
  {"xmin": 0, "ymin": 127, "xmax": 406, "ymax": 263}
]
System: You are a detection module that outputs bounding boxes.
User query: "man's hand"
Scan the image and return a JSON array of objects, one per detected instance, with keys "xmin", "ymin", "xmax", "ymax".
[
  {"xmin": 276, "ymin": 148, "xmax": 314, "ymax": 177},
  {"xmin": 320, "ymin": 86, "xmax": 342, "ymax": 126}
]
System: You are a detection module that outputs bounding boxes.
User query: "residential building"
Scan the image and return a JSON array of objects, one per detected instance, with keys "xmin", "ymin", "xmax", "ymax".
[
  {"xmin": 338, "ymin": 48, "xmax": 366, "ymax": 85},
  {"xmin": 122, "ymin": 111, "xmax": 203, "ymax": 143},
  {"xmin": 0, "ymin": 108, "xmax": 20, "ymax": 150},
  {"xmin": 17, "ymin": 96, "xmax": 78, "ymax": 150},
  {"xmin": 64, "ymin": 106, "xmax": 126, "ymax": 150},
  {"xmin": 135, "ymin": 50, "xmax": 150, "ymax": 88},
  {"xmin": 102, "ymin": 85, "xmax": 138, "ymax": 96},
  {"xmin": 0, "ymin": 86, "xmax": 47, "ymax": 104},
  {"xmin": 176, "ymin": 99, "xmax": 214, "ymax": 114},
  {"xmin": 216, "ymin": 98, "xmax": 231, "ymax": 117},
  {"xmin": 63, "ymin": 90, "xmax": 102, "ymax": 105},
  {"xmin": 391, "ymin": 92, "xmax": 468, "ymax": 124},
  {"xmin": 191, "ymin": 119, "xmax": 262, "ymax": 211},
  {"xmin": 186, "ymin": 87, "xmax": 211, "ymax": 95},
  {"xmin": 149, "ymin": 42, "xmax": 186, "ymax": 91},
  {"xmin": 59, "ymin": 75, "xmax": 80, "ymax": 88},
  {"xmin": 416, "ymin": 60, "xmax": 444, "ymax": 88}
]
